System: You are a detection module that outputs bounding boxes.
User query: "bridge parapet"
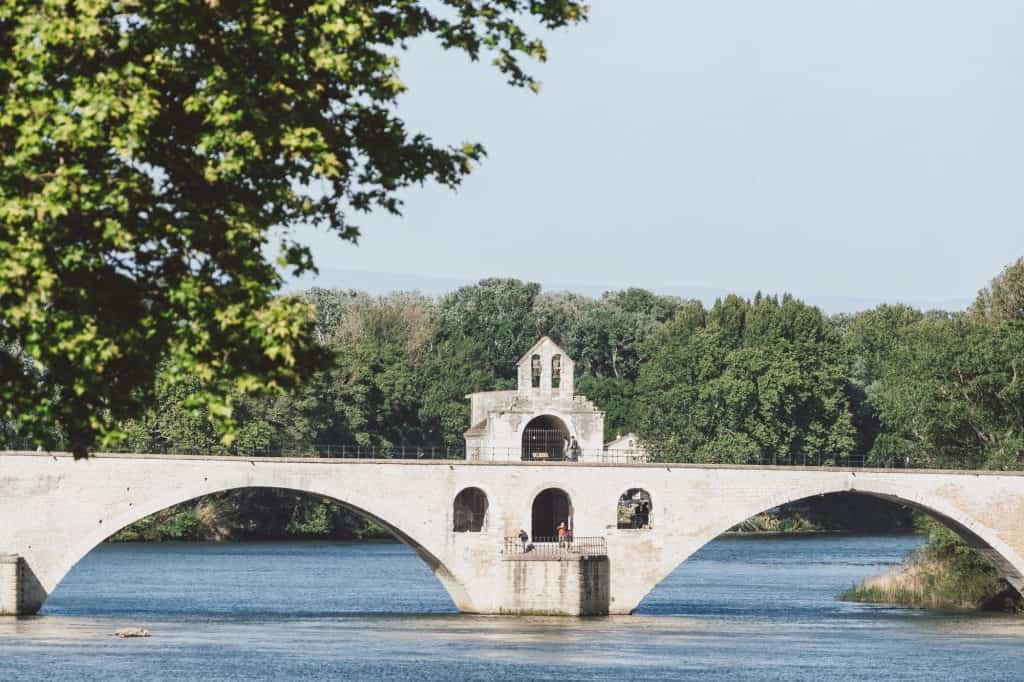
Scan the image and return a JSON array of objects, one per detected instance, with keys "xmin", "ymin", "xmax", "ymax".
[{"xmin": 6, "ymin": 442, "xmax": 1005, "ymax": 469}]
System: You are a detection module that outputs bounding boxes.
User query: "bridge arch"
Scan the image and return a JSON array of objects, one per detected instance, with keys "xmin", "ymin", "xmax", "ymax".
[
  {"xmin": 42, "ymin": 479, "xmax": 474, "ymax": 616},
  {"xmin": 633, "ymin": 478, "xmax": 1024, "ymax": 613}
]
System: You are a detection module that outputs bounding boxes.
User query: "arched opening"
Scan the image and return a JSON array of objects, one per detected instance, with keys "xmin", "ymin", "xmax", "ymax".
[
  {"xmin": 617, "ymin": 488, "xmax": 653, "ymax": 529},
  {"xmin": 531, "ymin": 354, "xmax": 542, "ymax": 387},
  {"xmin": 452, "ymin": 487, "xmax": 488, "ymax": 532},
  {"xmin": 637, "ymin": 491, "xmax": 1024, "ymax": 617},
  {"xmin": 37, "ymin": 485, "xmax": 467, "ymax": 617},
  {"xmin": 551, "ymin": 354, "xmax": 561, "ymax": 389},
  {"xmin": 531, "ymin": 488, "xmax": 573, "ymax": 540},
  {"xmin": 521, "ymin": 414, "xmax": 570, "ymax": 461}
]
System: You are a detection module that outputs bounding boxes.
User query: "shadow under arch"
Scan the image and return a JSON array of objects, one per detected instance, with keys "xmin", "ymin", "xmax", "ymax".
[
  {"xmin": 41, "ymin": 483, "xmax": 470, "ymax": 614},
  {"xmin": 636, "ymin": 484, "xmax": 1024, "ymax": 612}
]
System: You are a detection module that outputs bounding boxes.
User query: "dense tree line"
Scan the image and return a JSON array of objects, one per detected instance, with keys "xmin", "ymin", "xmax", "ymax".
[
  {"xmin": 14, "ymin": 259, "xmax": 1020, "ymax": 470},
  {"xmin": 88, "ymin": 280, "xmax": 690, "ymax": 456}
]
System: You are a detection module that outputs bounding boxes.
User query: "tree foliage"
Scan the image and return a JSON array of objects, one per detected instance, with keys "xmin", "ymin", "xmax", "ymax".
[
  {"xmin": 835, "ymin": 304, "xmax": 925, "ymax": 455},
  {"xmin": 0, "ymin": 0, "xmax": 585, "ymax": 455},
  {"xmin": 637, "ymin": 294, "xmax": 855, "ymax": 463},
  {"xmin": 866, "ymin": 315, "xmax": 1024, "ymax": 469},
  {"xmin": 970, "ymin": 257, "xmax": 1024, "ymax": 324},
  {"xmin": 97, "ymin": 281, "xmax": 690, "ymax": 454},
  {"xmin": 435, "ymin": 278, "xmax": 542, "ymax": 383}
]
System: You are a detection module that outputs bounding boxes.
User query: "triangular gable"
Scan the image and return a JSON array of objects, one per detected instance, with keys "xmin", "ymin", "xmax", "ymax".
[{"xmin": 515, "ymin": 336, "xmax": 570, "ymax": 367}]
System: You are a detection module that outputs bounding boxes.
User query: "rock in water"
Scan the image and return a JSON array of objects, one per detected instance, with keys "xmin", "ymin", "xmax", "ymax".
[{"xmin": 114, "ymin": 627, "xmax": 151, "ymax": 638}]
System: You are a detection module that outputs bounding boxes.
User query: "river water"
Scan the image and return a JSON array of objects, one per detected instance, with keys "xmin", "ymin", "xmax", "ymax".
[{"xmin": 2, "ymin": 535, "xmax": 1023, "ymax": 680}]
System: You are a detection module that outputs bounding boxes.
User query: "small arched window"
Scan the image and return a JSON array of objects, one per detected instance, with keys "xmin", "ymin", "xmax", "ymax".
[
  {"xmin": 531, "ymin": 354, "xmax": 542, "ymax": 388},
  {"xmin": 617, "ymin": 489, "xmax": 653, "ymax": 530},
  {"xmin": 551, "ymin": 354, "xmax": 561, "ymax": 389},
  {"xmin": 453, "ymin": 487, "xmax": 489, "ymax": 532}
]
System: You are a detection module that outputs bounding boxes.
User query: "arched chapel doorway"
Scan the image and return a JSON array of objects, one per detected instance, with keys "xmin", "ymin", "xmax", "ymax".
[{"xmin": 521, "ymin": 415, "xmax": 570, "ymax": 461}]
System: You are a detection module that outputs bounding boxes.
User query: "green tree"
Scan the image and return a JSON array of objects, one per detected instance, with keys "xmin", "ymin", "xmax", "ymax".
[
  {"xmin": 0, "ymin": 0, "xmax": 585, "ymax": 455},
  {"xmin": 536, "ymin": 289, "xmax": 688, "ymax": 381},
  {"xmin": 295, "ymin": 290, "xmax": 437, "ymax": 448},
  {"xmin": 970, "ymin": 257, "xmax": 1024, "ymax": 324},
  {"xmin": 419, "ymin": 336, "xmax": 498, "ymax": 447},
  {"xmin": 637, "ymin": 294, "xmax": 855, "ymax": 463},
  {"xmin": 868, "ymin": 316, "xmax": 1024, "ymax": 469},
  {"xmin": 837, "ymin": 304, "xmax": 925, "ymax": 455},
  {"xmin": 435, "ymin": 278, "xmax": 543, "ymax": 382},
  {"xmin": 574, "ymin": 374, "xmax": 638, "ymax": 438}
]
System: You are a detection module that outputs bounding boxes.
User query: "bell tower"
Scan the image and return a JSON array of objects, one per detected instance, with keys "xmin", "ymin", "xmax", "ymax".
[{"xmin": 516, "ymin": 337, "xmax": 575, "ymax": 399}]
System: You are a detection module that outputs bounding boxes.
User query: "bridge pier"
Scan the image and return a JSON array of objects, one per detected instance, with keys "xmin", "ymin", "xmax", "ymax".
[
  {"xmin": 496, "ymin": 554, "xmax": 610, "ymax": 616},
  {"xmin": 0, "ymin": 554, "xmax": 23, "ymax": 615}
]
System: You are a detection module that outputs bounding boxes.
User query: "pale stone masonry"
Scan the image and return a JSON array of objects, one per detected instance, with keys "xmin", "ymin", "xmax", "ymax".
[
  {"xmin": 0, "ymin": 554, "xmax": 20, "ymax": 616},
  {"xmin": 498, "ymin": 557, "xmax": 609, "ymax": 615},
  {"xmin": 3, "ymin": 452, "xmax": 1024, "ymax": 616}
]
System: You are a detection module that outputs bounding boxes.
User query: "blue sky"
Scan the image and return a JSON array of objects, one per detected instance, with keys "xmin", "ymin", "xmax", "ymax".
[{"xmin": 289, "ymin": 0, "xmax": 1024, "ymax": 313}]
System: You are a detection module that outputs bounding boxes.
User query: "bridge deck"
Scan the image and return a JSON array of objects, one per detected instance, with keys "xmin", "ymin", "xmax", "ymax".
[{"xmin": 3, "ymin": 450, "xmax": 1022, "ymax": 476}]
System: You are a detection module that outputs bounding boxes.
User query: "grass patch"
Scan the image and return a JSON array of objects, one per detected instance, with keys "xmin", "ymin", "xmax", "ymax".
[{"xmin": 840, "ymin": 524, "xmax": 1022, "ymax": 613}]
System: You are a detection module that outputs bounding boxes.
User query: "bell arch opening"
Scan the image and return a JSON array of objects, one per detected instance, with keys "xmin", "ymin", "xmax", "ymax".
[
  {"xmin": 521, "ymin": 414, "xmax": 570, "ymax": 461},
  {"xmin": 531, "ymin": 487, "xmax": 573, "ymax": 540},
  {"xmin": 452, "ymin": 487, "xmax": 489, "ymax": 532},
  {"xmin": 617, "ymin": 488, "xmax": 653, "ymax": 529}
]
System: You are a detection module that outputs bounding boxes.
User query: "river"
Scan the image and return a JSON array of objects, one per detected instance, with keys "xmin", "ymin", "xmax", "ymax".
[{"xmin": 2, "ymin": 535, "xmax": 1023, "ymax": 680}]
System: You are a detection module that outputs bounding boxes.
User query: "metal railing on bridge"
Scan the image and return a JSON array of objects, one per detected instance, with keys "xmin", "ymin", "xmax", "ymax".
[
  {"xmin": 3, "ymin": 440, "xmax": 1014, "ymax": 470},
  {"xmin": 501, "ymin": 536, "xmax": 607, "ymax": 560},
  {"xmin": 4, "ymin": 441, "xmax": 466, "ymax": 460}
]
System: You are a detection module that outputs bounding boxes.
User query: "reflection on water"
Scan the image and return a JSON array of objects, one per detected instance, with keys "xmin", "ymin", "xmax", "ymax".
[{"xmin": 2, "ymin": 536, "xmax": 1023, "ymax": 680}]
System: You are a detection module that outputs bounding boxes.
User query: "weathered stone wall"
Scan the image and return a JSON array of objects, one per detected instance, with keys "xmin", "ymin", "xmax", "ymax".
[
  {"xmin": 3, "ymin": 452, "xmax": 1024, "ymax": 616},
  {"xmin": 498, "ymin": 557, "xmax": 609, "ymax": 615},
  {"xmin": 497, "ymin": 557, "xmax": 606, "ymax": 614},
  {"xmin": 0, "ymin": 554, "xmax": 19, "ymax": 616},
  {"xmin": 466, "ymin": 390, "xmax": 517, "ymax": 427}
]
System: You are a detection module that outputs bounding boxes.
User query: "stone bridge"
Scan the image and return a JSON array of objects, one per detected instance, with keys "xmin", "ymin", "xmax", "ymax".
[{"xmin": 2, "ymin": 451, "xmax": 1024, "ymax": 616}]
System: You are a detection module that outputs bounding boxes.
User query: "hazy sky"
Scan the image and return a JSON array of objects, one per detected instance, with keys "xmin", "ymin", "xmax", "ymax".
[{"xmin": 291, "ymin": 0, "xmax": 1024, "ymax": 310}]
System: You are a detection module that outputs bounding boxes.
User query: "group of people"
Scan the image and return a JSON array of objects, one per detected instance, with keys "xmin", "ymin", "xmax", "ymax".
[
  {"xmin": 631, "ymin": 500, "xmax": 651, "ymax": 529},
  {"xmin": 516, "ymin": 521, "xmax": 573, "ymax": 550}
]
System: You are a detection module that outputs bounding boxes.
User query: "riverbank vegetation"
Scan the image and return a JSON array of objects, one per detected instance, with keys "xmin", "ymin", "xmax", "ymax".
[{"xmin": 841, "ymin": 524, "xmax": 1023, "ymax": 613}]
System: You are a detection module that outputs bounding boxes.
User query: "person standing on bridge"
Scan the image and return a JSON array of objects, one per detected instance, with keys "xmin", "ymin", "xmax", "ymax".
[
  {"xmin": 557, "ymin": 522, "xmax": 569, "ymax": 548},
  {"xmin": 638, "ymin": 500, "xmax": 650, "ymax": 528}
]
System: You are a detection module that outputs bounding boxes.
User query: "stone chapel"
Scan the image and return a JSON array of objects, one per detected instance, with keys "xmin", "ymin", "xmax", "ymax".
[{"xmin": 463, "ymin": 337, "xmax": 606, "ymax": 461}]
